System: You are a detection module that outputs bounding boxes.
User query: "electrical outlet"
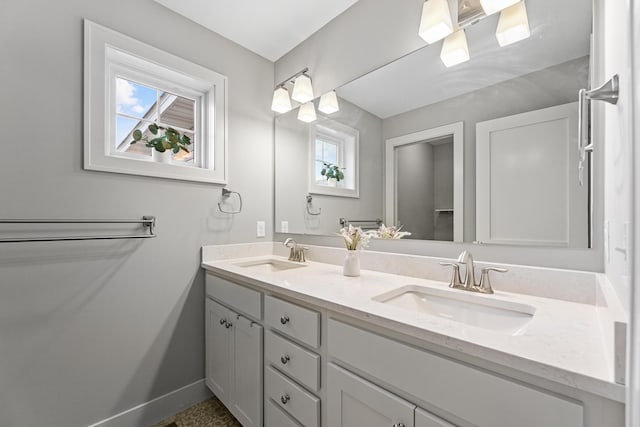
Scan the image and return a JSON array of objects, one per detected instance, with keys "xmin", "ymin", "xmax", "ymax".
[
  {"xmin": 256, "ymin": 221, "xmax": 265, "ymax": 238},
  {"xmin": 281, "ymin": 221, "xmax": 289, "ymax": 233}
]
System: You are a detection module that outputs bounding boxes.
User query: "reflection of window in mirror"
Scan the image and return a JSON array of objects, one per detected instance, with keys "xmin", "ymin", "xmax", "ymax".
[{"xmin": 308, "ymin": 119, "xmax": 359, "ymax": 198}]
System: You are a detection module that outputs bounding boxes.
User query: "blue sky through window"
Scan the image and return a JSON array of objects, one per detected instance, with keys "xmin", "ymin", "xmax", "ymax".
[{"xmin": 115, "ymin": 78, "xmax": 157, "ymax": 145}]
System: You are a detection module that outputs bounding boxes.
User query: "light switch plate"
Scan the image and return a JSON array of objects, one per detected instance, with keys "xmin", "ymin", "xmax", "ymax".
[
  {"xmin": 256, "ymin": 221, "xmax": 265, "ymax": 238},
  {"xmin": 281, "ymin": 221, "xmax": 289, "ymax": 233}
]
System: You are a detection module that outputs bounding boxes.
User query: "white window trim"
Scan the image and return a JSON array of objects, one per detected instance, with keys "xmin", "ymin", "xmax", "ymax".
[
  {"xmin": 84, "ymin": 20, "xmax": 228, "ymax": 184},
  {"xmin": 308, "ymin": 118, "xmax": 359, "ymax": 198}
]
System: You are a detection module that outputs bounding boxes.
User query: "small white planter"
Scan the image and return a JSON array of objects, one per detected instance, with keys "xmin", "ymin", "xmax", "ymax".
[{"xmin": 152, "ymin": 150, "xmax": 172, "ymax": 164}]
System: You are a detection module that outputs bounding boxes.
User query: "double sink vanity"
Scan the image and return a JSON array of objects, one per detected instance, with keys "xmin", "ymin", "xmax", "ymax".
[{"xmin": 201, "ymin": 242, "xmax": 626, "ymax": 427}]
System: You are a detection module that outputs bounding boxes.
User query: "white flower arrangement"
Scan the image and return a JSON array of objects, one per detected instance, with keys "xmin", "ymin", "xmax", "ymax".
[
  {"xmin": 338, "ymin": 225, "xmax": 371, "ymax": 250},
  {"xmin": 372, "ymin": 224, "xmax": 412, "ymax": 239}
]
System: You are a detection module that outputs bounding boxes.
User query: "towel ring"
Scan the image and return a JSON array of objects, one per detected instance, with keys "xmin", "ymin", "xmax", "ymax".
[
  {"xmin": 306, "ymin": 195, "xmax": 321, "ymax": 216},
  {"xmin": 218, "ymin": 188, "xmax": 243, "ymax": 214}
]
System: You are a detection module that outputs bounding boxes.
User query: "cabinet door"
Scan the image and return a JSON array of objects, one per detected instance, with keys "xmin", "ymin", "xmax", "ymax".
[
  {"xmin": 230, "ymin": 315, "xmax": 263, "ymax": 427},
  {"xmin": 205, "ymin": 298, "xmax": 233, "ymax": 401},
  {"xmin": 327, "ymin": 363, "xmax": 415, "ymax": 427}
]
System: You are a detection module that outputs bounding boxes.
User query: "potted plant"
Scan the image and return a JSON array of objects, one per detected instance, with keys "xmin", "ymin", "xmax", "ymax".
[
  {"xmin": 320, "ymin": 162, "xmax": 345, "ymax": 186},
  {"xmin": 130, "ymin": 123, "xmax": 191, "ymax": 163}
]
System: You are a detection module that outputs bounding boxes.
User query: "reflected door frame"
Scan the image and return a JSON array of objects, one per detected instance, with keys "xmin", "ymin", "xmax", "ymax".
[{"xmin": 384, "ymin": 122, "xmax": 464, "ymax": 242}]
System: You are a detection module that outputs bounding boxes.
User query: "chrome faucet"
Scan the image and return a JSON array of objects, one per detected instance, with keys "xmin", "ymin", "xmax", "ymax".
[
  {"xmin": 283, "ymin": 238, "xmax": 308, "ymax": 262},
  {"xmin": 440, "ymin": 250, "xmax": 507, "ymax": 294}
]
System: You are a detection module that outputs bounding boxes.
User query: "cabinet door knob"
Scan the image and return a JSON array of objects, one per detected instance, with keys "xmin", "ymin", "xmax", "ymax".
[
  {"xmin": 280, "ymin": 394, "xmax": 290, "ymax": 404},
  {"xmin": 280, "ymin": 355, "xmax": 290, "ymax": 364},
  {"xmin": 219, "ymin": 319, "xmax": 227, "ymax": 326},
  {"xmin": 280, "ymin": 315, "xmax": 290, "ymax": 325},
  {"xmin": 225, "ymin": 322, "xmax": 233, "ymax": 329}
]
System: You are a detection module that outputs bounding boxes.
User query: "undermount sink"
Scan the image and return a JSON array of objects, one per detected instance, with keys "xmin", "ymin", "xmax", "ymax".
[
  {"xmin": 373, "ymin": 285, "xmax": 535, "ymax": 335},
  {"xmin": 233, "ymin": 258, "xmax": 307, "ymax": 272}
]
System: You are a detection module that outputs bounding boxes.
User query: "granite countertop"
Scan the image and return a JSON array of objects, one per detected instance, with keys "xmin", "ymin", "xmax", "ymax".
[{"xmin": 202, "ymin": 251, "xmax": 625, "ymax": 403}]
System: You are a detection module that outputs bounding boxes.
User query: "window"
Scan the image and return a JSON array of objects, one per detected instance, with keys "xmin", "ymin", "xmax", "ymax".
[
  {"xmin": 84, "ymin": 20, "xmax": 227, "ymax": 183},
  {"xmin": 308, "ymin": 119, "xmax": 359, "ymax": 198}
]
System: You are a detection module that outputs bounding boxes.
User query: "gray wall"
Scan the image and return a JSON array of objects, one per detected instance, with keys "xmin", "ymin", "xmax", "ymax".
[
  {"xmin": 397, "ymin": 142, "xmax": 435, "ymax": 240},
  {"xmin": 384, "ymin": 56, "xmax": 589, "ymax": 242},
  {"xmin": 0, "ymin": 1, "xmax": 274, "ymax": 426}
]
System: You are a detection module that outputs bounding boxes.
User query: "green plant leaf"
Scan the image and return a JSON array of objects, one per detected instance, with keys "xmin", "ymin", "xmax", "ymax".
[
  {"xmin": 129, "ymin": 140, "xmax": 137, "ymax": 145},
  {"xmin": 181, "ymin": 135, "xmax": 191, "ymax": 145},
  {"xmin": 180, "ymin": 146, "xmax": 189, "ymax": 153},
  {"xmin": 132, "ymin": 129, "xmax": 142, "ymax": 141},
  {"xmin": 173, "ymin": 146, "xmax": 180, "ymax": 153},
  {"xmin": 148, "ymin": 124, "xmax": 158, "ymax": 135}
]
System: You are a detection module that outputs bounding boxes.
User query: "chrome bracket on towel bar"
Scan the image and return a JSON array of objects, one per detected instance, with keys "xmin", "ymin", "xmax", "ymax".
[
  {"xmin": 578, "ymin": 74, "xmax": 619, "ymax": 185},
  {"xmin": 0, "ymin": 216, "xmax": 156, "ymax": 243}
]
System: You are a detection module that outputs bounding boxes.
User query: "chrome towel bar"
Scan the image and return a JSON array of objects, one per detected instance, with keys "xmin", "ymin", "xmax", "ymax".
[{"xmin": 0, "ymin": 216, "xmax": 156, "ymax": 243}]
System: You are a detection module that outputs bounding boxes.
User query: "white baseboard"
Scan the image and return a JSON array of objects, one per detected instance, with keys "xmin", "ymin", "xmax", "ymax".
[{"xmin": 87, "ymin": 379, "xmax": 212, "ymax": 427}]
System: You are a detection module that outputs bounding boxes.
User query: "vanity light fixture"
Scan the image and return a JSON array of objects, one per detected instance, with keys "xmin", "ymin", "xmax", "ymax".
[
  {"xmin": 440, "ymin": 29, "xmax": 470, "ymax": 67},
  {"xmin": 418, "ymin": 0, "xmax": 454, "ymax": 44},
  {"xmin": 318, "ymin": 90, "xmax": 340, "ymax": 114},
  {"xmin": 479, "ymin": 0, "xmax": 519, "ymax": 16},
  {"xmin": 291, "ymin": 73, "xmax": 314, "ymax": 103},
  {"xmin": 271, "ymin": 86, "xmax": 292, "ymax": 113},
  {"xmin": 297, "ymin": 102, "xmax": 317, "ymax": 123},
  {"xmin": 495, "ymin": 1, "xmax": 530, "ymax": 47}
]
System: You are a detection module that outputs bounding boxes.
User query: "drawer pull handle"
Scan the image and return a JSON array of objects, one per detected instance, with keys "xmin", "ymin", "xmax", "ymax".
[
  {"xmin": 219, "ymin": 319, "xmax": 227, "ymax": 326},
  {"xmin": 280, "ymin": 355, "xmax": 290, "ymax": 364},
  {"xmin": 225, "ymin": 322, "xmax": 233, "ymax": 329},
  {"xmin": 280, "ymin": 394, "xmax": 290, "ymax": 404},
  {"xmin": 393, "ymin": 424, "xmax": 405, "ymax": 427},
  {"xmin": 280, "ymin": 315, "xmax": 290, "ymax": 325}
]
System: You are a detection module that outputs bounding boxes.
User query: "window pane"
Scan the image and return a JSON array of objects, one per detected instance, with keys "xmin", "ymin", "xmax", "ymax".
[
  {"xmin": 315, "ymin": 139, "xmax": 323, "ymax": 159},
  {"xmin": 116, "ymin": 115, "xmax": 151, "ymax": 156},
  {"xmin": 172, "ymin": 131, "xmax": 195, "ymax": 165},
  {"xmin": 116, "ymin": 78, "xmax": 156, "ymax": 119},
  {"xmin": 324, "ymin": 142, "xmax": 338, "ymax": 164},
  {"xmin": 159, "ymin": 92, "xmax": 195, "ymax": 131}
]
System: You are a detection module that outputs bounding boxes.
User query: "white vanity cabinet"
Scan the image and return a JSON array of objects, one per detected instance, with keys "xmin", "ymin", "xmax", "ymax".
[{"xmin": 205, "ymin": 276, "xmax": 263, "ymax": 427}]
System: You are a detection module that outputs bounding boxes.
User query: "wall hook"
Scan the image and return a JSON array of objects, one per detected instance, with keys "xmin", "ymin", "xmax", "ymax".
[
  {"xmin": 306, "ymin": 195, "xmax": 321, "ymax": 215},
  {"xmin": 218, "ymin": 188, "xmax": 243, "ymax": 214}
]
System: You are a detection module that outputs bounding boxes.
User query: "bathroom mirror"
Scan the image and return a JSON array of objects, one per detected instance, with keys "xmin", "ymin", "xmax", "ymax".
[{"xmin": 275, "ymin": 0, "xmax": 592, "ymax": 247}]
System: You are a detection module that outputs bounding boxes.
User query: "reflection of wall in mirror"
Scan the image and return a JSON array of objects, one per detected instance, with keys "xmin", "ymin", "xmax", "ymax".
[
  {"xmin": 383, "ymin": 56, "xmax": 589, "ymax": 244},
  {"xmin": 396, "ymin": 136, "xmax": 453, "ymax": 241},
  {"xmin": 275, "ymin": 97, "xmax": 383, "ymax": 236}
]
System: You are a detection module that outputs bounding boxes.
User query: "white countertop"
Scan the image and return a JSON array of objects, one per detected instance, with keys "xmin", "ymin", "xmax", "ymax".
[{"xmin": 202, "ymin": 251, "xmax": 625, "ymax": 402}]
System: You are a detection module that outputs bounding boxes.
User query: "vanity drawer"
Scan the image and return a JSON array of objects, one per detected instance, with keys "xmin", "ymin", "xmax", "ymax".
[
  {"xmin": 265, "ymin": 295, "xmax": 320, "ymax": 348},
  {"xmin": 265, "ymin": 329, "xmax": 321, "ymax": 391},
  {"xmin": 206, "ymin": 274, "xmax": 261, "ymax": 319},
  {"xmin": 328, "ymin": 319, "xmax": 583, "ymax": 427},
  {"xmin": 265, "ymin": 398, "xmax": 302, "ymax": 427},
  {"xmin": 265, "ymin": 366, "xmax": 320, "ymax": 427}
]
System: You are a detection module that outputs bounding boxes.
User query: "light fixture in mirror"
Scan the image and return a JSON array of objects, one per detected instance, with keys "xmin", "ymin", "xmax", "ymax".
[
  {"xmin": 297, "ymin": 101, "xmax": 317, "ymax": 123},
  {"xmin": 480, "ymin": 0, "xmax": 520, "ymax": 16},
  {"xmin": 319, "ymin": 90, "xmax": 340, "ymax": 114},
  {"xmin": 418, "ymin": 0, "xmax": 454, "ymax": 44},
  {"xmin": 271, "ymin": 86, "xmax": 292, "ymax": 113},
  {"xmin": 496, "ymin": 1, "xmax": 530, "ymax": 47},
  {"xmin": 440, "ymin": 29, "xmax": 470, "ymax": 67},
  {"xmin": 292, "ymin": 74, "xmax": 314, "ymax": 103}
]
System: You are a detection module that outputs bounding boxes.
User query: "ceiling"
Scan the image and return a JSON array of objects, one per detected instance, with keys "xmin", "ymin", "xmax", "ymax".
[
  {"xmin": 338, "ymin": 0, "xmax": 591, "ymax": 118},
  {"xmin": 154, "ymin": 0, "xmax": 360, "ymax": 61}
]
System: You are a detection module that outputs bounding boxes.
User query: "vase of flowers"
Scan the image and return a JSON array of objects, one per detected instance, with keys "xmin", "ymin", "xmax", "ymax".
[
  {"xmin": 373, "ymin": 224, "xmax": 412, "ymax": 239},
  {"xmin": 130, "ymin": 123, "xmax": 191, "ymax": 164},
  {"xmin": 338, "ymin": 225, "xmax": 370, "ymax": 277}
]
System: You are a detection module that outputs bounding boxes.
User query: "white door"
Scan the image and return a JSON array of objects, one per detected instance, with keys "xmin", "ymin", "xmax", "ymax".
[
  {"xmin": 327, "ymin": 363, "xmax": 415, "ymax": 427},
  {"xmin": 205, "ymin": 298, "xmax": 233, "ymax": 401},
  {"xmin": 476, "ymin": 102, "xmax": 587, "ymax": 247},
  {"xmin": 230, "ymin": 315, "xmax": 263, "ymax": 427}
]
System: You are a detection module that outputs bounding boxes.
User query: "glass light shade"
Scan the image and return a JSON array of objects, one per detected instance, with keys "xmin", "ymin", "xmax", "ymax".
[
  {"xmin": 479, "ymin": 0, "xmax": 520, "ymax": 15},
  {"xmin": 496, "ymin": 1, "xmax": 530, "ymax": 46},
  {"xmin": 291, "ymin": 74, "xmax": 314, "ymax": 103},
  {"xmin": 271, "ymin": 86, "xmax": 292, "ymax": 113},
  {"xmin": 440, "ymin": 30, "xmax": 470, "ymax": 67},
  {"xmin": 297, "ymin": 102, "xmax": 317, "ymax": 123},
  {"xmin": 318, "ymin": 90, "xmax": 340, "ymax": 114},
  {"xmin": 418, "ymin": 0, "xmax": 454, "ymax": 44}
]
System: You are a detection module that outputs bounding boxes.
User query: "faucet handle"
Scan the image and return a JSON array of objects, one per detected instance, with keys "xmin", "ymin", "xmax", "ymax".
[
  {"xmin": 440, "ymin": 262, "xmax": 463, "ymax": 288},
  {"xmin": 478, "ymin": 267, "xmax": 508, "ymax": 294}
]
